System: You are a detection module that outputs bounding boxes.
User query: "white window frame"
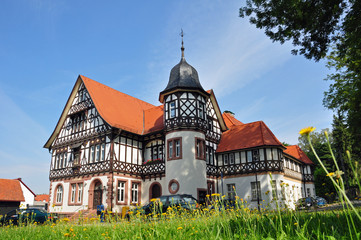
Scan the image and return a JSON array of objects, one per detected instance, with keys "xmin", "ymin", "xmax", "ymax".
[
  {"xmin": 131, "ymin": 183, "xmax": 139, "ymax": 204},
  {"xmin": 117, "ymin": 181, "xmax": 126, "ymax": 203},
  {"xmin": 56, "ymin": 185, "xmax": 63, "ymax": 203},
  {"xmin": 77, "ymin": 183, "xmax": 83, "ymax": 203}
]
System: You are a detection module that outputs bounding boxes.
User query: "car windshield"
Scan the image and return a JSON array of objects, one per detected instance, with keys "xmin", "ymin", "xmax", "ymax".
[{"xmin": 183, "ymin": 196, "xmax": 196, "ymax": 205}]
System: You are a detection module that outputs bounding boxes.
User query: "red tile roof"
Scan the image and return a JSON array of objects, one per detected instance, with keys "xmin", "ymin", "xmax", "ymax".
[
  {"xmin": 0, "ymin": 179, "xmax": 25, "ymax": 202},
  {"xmin": 35, "ymin": 194, "xmax": 49, "ymax": 202},
  {"xmin": 216, "ymin": 121, "xmax": 283, "ymax": 152},
  {"xmin": 222, "ymin": 112, "xmax": 243, "ymax": 128},
  {"xmin": 284, "ymin": 145, "xmax": 314, "ymax": 165},
  {"xmin": 81, "ymin": 75, "xmax": 159, "ymax": 135}
]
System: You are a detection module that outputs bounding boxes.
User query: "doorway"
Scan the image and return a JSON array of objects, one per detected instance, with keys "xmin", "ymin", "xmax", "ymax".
[{"xmin": 93, "ymin": 181, "xmax": 103, "ymax": 209}]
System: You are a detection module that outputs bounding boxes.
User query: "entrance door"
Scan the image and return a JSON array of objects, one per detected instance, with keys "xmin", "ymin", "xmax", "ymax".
[
  {"xmin": 198, "ymin": 190, "xmax": 207, "ymax": 205},
  {"xmin": 93, "ymin": 182, "xmax": 103, "ymax": 209},
  {"xmin": 151, "ymin": 184, "xmax": 161, "ymax": 199}
]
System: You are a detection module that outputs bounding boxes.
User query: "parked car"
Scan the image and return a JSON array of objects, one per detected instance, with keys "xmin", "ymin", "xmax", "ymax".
[
  {"xmin": 315, "ymin": 196, "xmax": 327, "ymax": 207},
  {"xmin": 125, "ymin": 194, "xmax": 198, "ymax": 220},
  {"xmin": 296, "ymin": 197, "xmax": 317, "ymax": 210},
  {"xmin": 0, "ymin": 208, "xmax": 58, "ymax": 225}
]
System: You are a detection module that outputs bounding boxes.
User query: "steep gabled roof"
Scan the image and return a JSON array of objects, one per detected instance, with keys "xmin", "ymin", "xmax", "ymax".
[
  {"xmin": 44, "ymin": 75, "xmax": 163, "ymax": 149},
  {"xmin": 222, "ymin": 112, "xmax": 243, "ymax": 128},
  {"xmin": 284, "ymin": 145, "xmax": 314, "ymax": 165},
  {"xmin": 81, "ymin": 75, "xmax": 155, "ymax": 134},
  {"xmin": 0, "ymin": 179, "xmax": 25, "ymax": 202},
  {"xmin": 216, "ymin": 121, "xmax": 283, "ymax": 153}
]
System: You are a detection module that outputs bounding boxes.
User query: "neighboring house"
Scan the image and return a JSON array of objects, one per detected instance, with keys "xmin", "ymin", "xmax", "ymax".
[
  {"xmin": 0, "ymin": 178, "xmax": 36, "ymax": 215},
  {"xmin": 44, "ymin": 44, "xmax": 315, "ymax": 214},
  {"xmin": 34, "ymin": 194, "xmax": 50, "ymax": 210}
]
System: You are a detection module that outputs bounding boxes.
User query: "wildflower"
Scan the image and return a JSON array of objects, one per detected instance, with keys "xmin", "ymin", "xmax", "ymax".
[
  {"xmin": 63, "ymin": 218, "xmax": 70, "ymax": 222},
  {"xmin": 294, "ymin": 222, "xmax": 298, "ymax": 226},
  {"xmin": 64, "ymin": 233, "xmax": 70, "ymax": 237},
  {"xmin": 299, "ymin": 127, "xmax": 316, "ymax": 136},
  {"xmin": 326, "ymin": 172, "xmax": 335, "ymax": 177},
  {"xmin": 150, "ymin": 198, "xmax": 157, "ymax": 202},
  {"xmin": 177, "ymin": 227, "xmax": 183, "ymax": 230},
  {"xmin": 206, "ymin": 194, "xmax": 210, "ymax": 198},
  {"xmin": 69, "ymin": 228, "xmax": 74, "ymax": 232}
]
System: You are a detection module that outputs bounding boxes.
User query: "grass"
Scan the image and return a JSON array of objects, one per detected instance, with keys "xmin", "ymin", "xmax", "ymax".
[{"xmin": 1, "ymin": 205, "xmax": 360, "ymax": 239}]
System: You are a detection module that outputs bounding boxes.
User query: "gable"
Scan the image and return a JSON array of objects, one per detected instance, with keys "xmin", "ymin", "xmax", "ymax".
[
  {"xmin": 206, "ymin": 90, "xmax": 227, "ymax": 132},
  {"xmin": 44, "ymin": 77, "xmax": 111, "ymax": 149}
]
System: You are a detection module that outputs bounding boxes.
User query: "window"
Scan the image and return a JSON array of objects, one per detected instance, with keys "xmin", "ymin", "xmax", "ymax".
[
  {"xmin": 89, "ymin": 143, "xmax": 106, "ymax": 163},
  {"xmin": 131, "ymin": 183, "xmax": 139, "ymax": 204},
  {"xmin": 89, "ymin": 146, "xmax": 95, "ymax": 163},
  {"xmin": 169, "ymin": 101, "xmax": 176, "ymax": 118},
  {"xmin": 167, "ymin": 138, "xmax": 182, "ymax": 160},
  {"xmin": 227, "ymin": 184, "xmax": 236, "ymax": 200},
  {"xmin": 55, "ymin": 151, "xmax": 67, "ymax": 169},
  {"xmin": 71, "ymin": 112, "xmax": 86, "ymax": 133},
  {"xmin": 195, "ymin": 138, "xmax": 205, "ymax": 160},
  {"xmin": 307, "ymin": 188, "xmax": 311, "ymax": 197},
  {"xmin": 251, "ymin": 181, "xmax": 261, "ymax": 201},
  {"xmin": 70, "ymin": 184, "xmax": 76, "ymax": 203},
  {"xmin": 198, "ymin": 101, "xmax": 205, "ymax": 119},
  {"xmin": 223, "ymin": 154, "xmax": 229, "ymax": 165},
  {"xmin": 271, "ymin": 180, "xmax": 278, "ymax": 200},
  {"xmin": 247, "ymin": 151, "xmax": 252, "ymax": 162},
  {"xmin": 117, "ymin": 181, "xmax": 126, "ymax": 203},
  {"xmin": 229, "ymin": 153, "xmax": 235, "ymax": 164},
  {"xmin": 56, "ymin": 185, "xmax": 63, "ymax": 203},
  {"xmin": 252, "ymin": 150, "xmax": 260, "ymax": 161},
  {"xmin": 77, "ymin": 183, "xmax": 83, "ymax": 203}
]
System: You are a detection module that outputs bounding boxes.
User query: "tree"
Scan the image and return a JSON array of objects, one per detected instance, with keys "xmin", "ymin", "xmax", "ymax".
[
  {"xmin": 298, "ymin": 128, "xmax": 333, "ymax": 169},
  {"xmin": 323, "ymin": 50, "xmax": 361, "ymax": 166},
  {"xmin": 239, "ymin": 0, "xmax": 360, "ymax": 62},
  {"xmin": 331, "ymin": 110, "xmax": 350, "ymax": 187}
]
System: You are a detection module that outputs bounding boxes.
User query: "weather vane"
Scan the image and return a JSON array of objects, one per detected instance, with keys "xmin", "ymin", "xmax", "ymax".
[{"xmin": 180, "ymin": 29, "xmax": 185, "ymax": 57}]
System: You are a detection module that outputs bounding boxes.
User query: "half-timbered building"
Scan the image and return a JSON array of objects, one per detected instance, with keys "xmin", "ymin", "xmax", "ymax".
[{"xmin": 44, "ymin": 44, "xmax": 315, "ymax": 214}]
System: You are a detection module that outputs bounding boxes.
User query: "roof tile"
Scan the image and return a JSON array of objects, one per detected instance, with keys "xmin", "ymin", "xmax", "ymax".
[
  {"xmin": 284, "ymin": 145, "xmax": 314, "ymax": 165},
  {"xmin": 216, "ymin": 121, "xmax": 283, "ymax": 152},
  {"xmin": 0, "ymin": 179, "xmax": 25, "ymax": 202}
]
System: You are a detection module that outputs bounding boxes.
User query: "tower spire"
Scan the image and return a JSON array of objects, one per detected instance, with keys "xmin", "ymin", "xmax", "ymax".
[{"xmin": 180, "ymin": 29, "xmax": 185, "ymax": 58}]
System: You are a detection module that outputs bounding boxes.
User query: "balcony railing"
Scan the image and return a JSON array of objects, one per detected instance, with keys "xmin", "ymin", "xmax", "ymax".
[
  {"xmin": 207, "ymin": 160, "xmax": 283, "ymax": 176},
  {"xmin": 50, "ymin": 160, "xmax": 165, "ymax": 180}
]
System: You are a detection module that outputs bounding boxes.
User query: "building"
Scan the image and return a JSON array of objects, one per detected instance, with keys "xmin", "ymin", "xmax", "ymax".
[
  {"xmin": 0, "ymin": 178, "xmax": 36, "ymax": 215},
  {"xmin": 44, "ymin": 43, "xmax": 315, "ymax": 214}
]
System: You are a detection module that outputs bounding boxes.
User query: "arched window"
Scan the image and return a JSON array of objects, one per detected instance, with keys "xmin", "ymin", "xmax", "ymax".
[{"xmin": 56, "ymin": 185, "xmax": 63, "ymax": 203}]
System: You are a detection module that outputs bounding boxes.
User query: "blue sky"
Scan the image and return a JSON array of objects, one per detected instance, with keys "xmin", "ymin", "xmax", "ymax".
[{"xmin": 0, "ymin": 0, "xmax": 333, "ymax": 194}]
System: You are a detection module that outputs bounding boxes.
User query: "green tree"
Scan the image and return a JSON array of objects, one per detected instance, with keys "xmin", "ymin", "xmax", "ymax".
[
  {"xmin": 314, "ymin": 167, "xmax": 336, "ymax": 202},
  {"xmin": 298, "ymin": 128, "xmax": 333, "ymax": 169},
  {"xmin": 239, "ymin": 0, "xmax": 360, "ymax": 62},
  {"xmin": 323, "ymin": 50, "xmax": 361, "ymax": 167},
  {"xmin": 331, "ymin": 110, "xmax": 351, "ymax": 187}
]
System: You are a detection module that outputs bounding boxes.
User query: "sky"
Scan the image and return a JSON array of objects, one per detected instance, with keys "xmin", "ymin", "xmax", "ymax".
[{"xmin": 0, "ymin": 0, "xmax": 333, "ymax": 194}]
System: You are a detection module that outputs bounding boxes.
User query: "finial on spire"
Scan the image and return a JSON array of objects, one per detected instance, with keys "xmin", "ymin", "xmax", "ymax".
[{"xmin": 180, "ymin": 29, "xmax": 185, "ymax": 58}]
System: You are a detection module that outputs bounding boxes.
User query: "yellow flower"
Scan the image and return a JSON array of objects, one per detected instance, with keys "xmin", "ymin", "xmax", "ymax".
[
  {"xmin": 64, "ymin": 233, "xmax": 70, "ymax": 237},
  {"xmin": 177, "ymin": 227, "xmax": 183, "ymax": 230},
  {"xmin": 299, "ymin": 127, "xmax": 316, "ymax": 136},
  {"xmin": 326, "ymin": 172, "xmax": 335, "ymax": 177},
  {"xmin": 294, "ymin": 222, "xmax": 298, "ymax": 226},
  {"xmin": 206, "ymin": 194, "xmax": 210, "ymax": 198},
  {"xmin": 62, "ymin": 218, "xmax": 70, "ymax": 222},
  {"xmin": 150, "ymin": 198, "xmax": 157, "ymax": 202}
]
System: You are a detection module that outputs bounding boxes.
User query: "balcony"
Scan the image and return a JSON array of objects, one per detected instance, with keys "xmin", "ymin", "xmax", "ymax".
[
  {"xmin": 49, "ymin": 160, "xmax": 165, "ymax": 180},
  {"xmin": 206, "ymin": 160, "xmax": 283, "ymax": 177}
]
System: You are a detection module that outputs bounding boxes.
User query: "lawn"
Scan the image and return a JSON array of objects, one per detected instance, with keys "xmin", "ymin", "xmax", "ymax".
[{"xmin": 1, "ymin": 204, "xmax": 360, "ymax": 240}]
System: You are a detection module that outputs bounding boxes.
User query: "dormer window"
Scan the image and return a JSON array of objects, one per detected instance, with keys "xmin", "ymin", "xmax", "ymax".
[{"xmin": 169, "ymin": 101, "xmax": 176, "ymax": 118}]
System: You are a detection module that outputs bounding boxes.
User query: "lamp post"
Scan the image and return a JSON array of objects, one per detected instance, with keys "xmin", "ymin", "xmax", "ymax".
[{"xmin": 254, "ymin": 150, "xmax": 261, "ymax": 211}]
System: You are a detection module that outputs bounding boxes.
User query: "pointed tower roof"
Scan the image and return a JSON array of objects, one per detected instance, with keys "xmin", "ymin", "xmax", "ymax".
[{"xmin": 159, "ymin": 31, "xmax": 208, "ymax": 102}]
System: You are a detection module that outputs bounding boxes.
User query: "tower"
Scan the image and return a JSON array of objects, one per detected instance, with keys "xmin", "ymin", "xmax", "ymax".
[{"xmin": 159, "ymin": 32, "xmax": 210, "ymax": 200}]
